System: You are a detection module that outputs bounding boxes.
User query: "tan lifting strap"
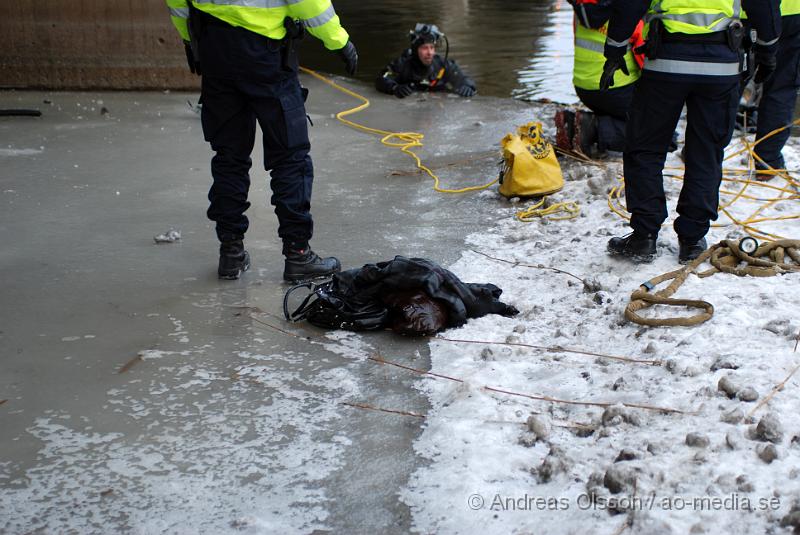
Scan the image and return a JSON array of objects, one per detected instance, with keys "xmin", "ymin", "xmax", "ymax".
[{"xmin": 625, "ymin": 239, "xmax": 800, "ymax": 327}]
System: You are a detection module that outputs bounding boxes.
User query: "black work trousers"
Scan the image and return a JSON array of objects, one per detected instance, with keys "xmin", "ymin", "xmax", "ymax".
[
  {"xmin": 624, "ymin": 76, "xmax": 739, "ymax": 241},
  {"xmin": 576, "ymin": 85, "xmax": 634, "ymax": 152},
  {"xmin": 754, "ymin": 14, "xmax": 800, "ymax": 170},
  {"xmin": 198, "ymin": 19, "xmax": 314, "ymax": 251}
]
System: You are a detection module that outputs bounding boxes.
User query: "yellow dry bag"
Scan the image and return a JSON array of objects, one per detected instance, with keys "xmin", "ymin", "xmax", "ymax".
[{"xmin": 498, "ymin": 122, "xmax": 564, "ymax": 198}]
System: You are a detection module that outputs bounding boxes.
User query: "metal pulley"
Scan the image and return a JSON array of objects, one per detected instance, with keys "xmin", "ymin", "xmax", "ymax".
[{"xmin": 739, "ymin": 237, "xmax": 758, "ymax": 255}]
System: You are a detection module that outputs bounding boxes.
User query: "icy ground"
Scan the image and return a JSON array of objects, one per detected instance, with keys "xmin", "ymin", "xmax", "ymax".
[
  {"xmin": 403, "ymin": 135, "xmax": 800, "ymax": 534},
  {"xmin": 1, "ymin": 88, "xmax": 797, "ymax": 534}
]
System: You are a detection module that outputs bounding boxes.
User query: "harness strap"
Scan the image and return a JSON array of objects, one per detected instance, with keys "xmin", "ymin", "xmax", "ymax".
[{"xmin": 283, "ymin": 281, "xmax": 320, "ymax": 322}]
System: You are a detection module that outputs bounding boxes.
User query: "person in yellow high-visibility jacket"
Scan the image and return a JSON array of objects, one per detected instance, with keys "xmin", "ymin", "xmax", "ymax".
[
  {"xmin": 557, "ymin": 0, "xmax": 643, "ymax": 155},
  {"xmin": 166, "ymin": 0, "xmax": 357, "ymax": 281},
  {"xmin": 602, "ymin": 0, "xmax": 781, "ymax": 264},
  {"xmin": 753, "ymin": 0, "xmax": 800, "ymax": 179}
]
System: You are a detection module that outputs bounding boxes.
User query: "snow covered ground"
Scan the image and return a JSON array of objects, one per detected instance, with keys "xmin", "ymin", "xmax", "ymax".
[
  {"xmin": 1, "ymin": 88, "xmax": 797, "ymax": 534},
  {"xmin": 403, "ymin": 134, "xmax": 800, "ymax": 534}
]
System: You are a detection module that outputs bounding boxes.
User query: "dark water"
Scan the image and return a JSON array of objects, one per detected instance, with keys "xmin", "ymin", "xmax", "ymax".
[
  {"xmin": 300, "ymin": 1, "xmax": 800, "ymax": 124},
  {"xmin": 299, "ymin": 0, "xmax": 577, "ymax": 103}
]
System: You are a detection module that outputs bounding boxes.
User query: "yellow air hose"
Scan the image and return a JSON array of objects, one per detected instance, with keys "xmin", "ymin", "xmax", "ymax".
[
  {"xmin": 515, "ymin": 198, "xmax": 580, "ymax": 222},
  {"xmin": 298, "ymin": 67, "xmax": 580, "ymax": 220},
  {"xmin": 299, "ymin": 67, "xmax": 498, "ymax": 194}
]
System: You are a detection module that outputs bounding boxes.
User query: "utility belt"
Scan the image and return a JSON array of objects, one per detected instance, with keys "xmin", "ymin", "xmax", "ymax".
[
  {"xmin": 661, "ymin": 30, "xmax": 728, "ymax": 44},
  {"xmin": 637, "ymin": 18, "xmax": 746, "ymax": 60}
]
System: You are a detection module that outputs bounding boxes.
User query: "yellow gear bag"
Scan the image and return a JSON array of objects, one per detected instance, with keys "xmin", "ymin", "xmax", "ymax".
[{"xmin": 498, "ymin": 122, "xmax": 564, "ymax": 198}]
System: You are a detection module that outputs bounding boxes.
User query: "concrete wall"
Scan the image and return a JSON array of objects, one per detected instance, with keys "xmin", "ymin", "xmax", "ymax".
[{"xmin": 0, "ymin": 0, "xmax": 199, "ymax": 90}]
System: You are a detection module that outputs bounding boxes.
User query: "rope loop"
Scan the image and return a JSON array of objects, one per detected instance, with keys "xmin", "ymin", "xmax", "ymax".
[{"xmin": 625, "ymin": 239, "xmax": 800, "ymax": 327}]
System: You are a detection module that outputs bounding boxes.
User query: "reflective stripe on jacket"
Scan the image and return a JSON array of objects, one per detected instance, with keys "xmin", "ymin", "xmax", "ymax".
[
  {"xmin": 642, "ymin": 0, "xmax": 742, "ymax": 77},
  {"xmin": 167, "ymin": 0, "xmax": 191, "ymax": 41},
  {"xmin": 645, "ymin": 0, "xmax": 742, "ymax": 34},
  {"xmin": 782, "ymin": 0, "xmax": 800, "ymax": 16},
  {"xmin": 165, "ymin": 0, "xmax": 349, "ymax": 50},
  {"xmin": 573, "ymin": 20, "xmax": 641, "ymax": 90}
]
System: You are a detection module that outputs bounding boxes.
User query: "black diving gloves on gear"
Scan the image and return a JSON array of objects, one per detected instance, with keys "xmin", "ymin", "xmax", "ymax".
[
  {"xmin": 456, "ymin": 85, "xmax": 476, "ymax": 97},
  {"xmin": 393, "ymin": 83, "xmax": 414, "ymax": 98}
]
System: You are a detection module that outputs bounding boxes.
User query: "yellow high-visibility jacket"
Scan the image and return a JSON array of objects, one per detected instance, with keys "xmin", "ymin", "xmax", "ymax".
[
  {"xmin": 166, "ymin": 0, "xmax": 349, "ymax": 50},
  {"xmin": 645, "ymin": 0, "xmax": 742, "ymax": 36},
  {"xmin": 782, "ymin": 0, "xmax": 800, "ymax": 16},
  {"xmin": 574, "ymin": 20, "xmax": 640, "ymax": 90}
]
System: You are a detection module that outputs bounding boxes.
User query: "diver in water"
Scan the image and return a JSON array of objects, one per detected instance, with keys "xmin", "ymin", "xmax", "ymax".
[{"xmin": 376, "ymin": 23, "xmax": 477, "ymax": 98}]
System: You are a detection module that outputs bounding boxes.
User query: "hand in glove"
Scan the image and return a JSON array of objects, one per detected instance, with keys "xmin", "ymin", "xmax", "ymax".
[
  {"xmin": 599, "ymin": 55, "xmax": 629, "ymax": 91},
  {"xmin": 184, "ymin": 41, "xmax": 201, "ymax": 75},
  {"xmin": 456, "ymin": 85, "xmax": 476, "ymax": 97},
  {"xmin": 752, "ymin": 47, "xmax": 776, "ymax": 84},
  {"xmin": 393, "ymin": 84, "xmax": 414, "ymax": 98},
  {"xmin": 337, "ymin": 41, "xmax": 358, "ymax": 76}
]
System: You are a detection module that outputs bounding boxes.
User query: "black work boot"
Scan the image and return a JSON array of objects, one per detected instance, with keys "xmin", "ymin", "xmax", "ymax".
[
  {"xmin": 283, "ymin": 248, "xmax": 341, "ymax": 282},
  {"xmin": 572, "ymin": 110, "xmax": 598, "ymax": 156},
  {"xmin": 678, "ymin": 237, "xmax": 707, "ymax": 264},
  {"xmin": 607, "ymin": 231, "xmax": 658, "ymax": 263},
  {"xmin": 218, "ymin": 239, "xmax": 250, "ymax": 280}
]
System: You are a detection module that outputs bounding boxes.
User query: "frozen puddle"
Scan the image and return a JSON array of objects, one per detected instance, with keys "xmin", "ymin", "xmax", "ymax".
[{"xmin": 2, "ymin": 339, "xmax": 364, "ymax": 533}]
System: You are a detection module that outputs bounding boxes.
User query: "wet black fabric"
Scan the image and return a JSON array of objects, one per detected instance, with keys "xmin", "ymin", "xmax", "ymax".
[
  {"xmin": 330, "ymin": 256, "xmax": 518, "ymax": 328},
  {"xmin": 375, "ymin": 51, "xmax": 476, "ymax": 95}
]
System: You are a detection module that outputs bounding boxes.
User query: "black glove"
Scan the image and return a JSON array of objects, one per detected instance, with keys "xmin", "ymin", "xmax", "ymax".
[
  {"xmin": 337, "ymin": 41, "xmax": 358, "ymax": 76},
  {"xmin": 184, "ymin": 41, "xmax": 200, "ymax": 75},
  {"xmin": 599, "ymin": 55, "xmax": 629, "ymax": 91},
  {"xmin": 752, "ymin": 47, "xmax": 776, "ymax": 84},
  {"xmin": 393, "ymin": 84, "xmax": 414, "ymax": 98},
  {"xmin": 456, "ymin": 85, "xmax": 476, "ymax": 97}
]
